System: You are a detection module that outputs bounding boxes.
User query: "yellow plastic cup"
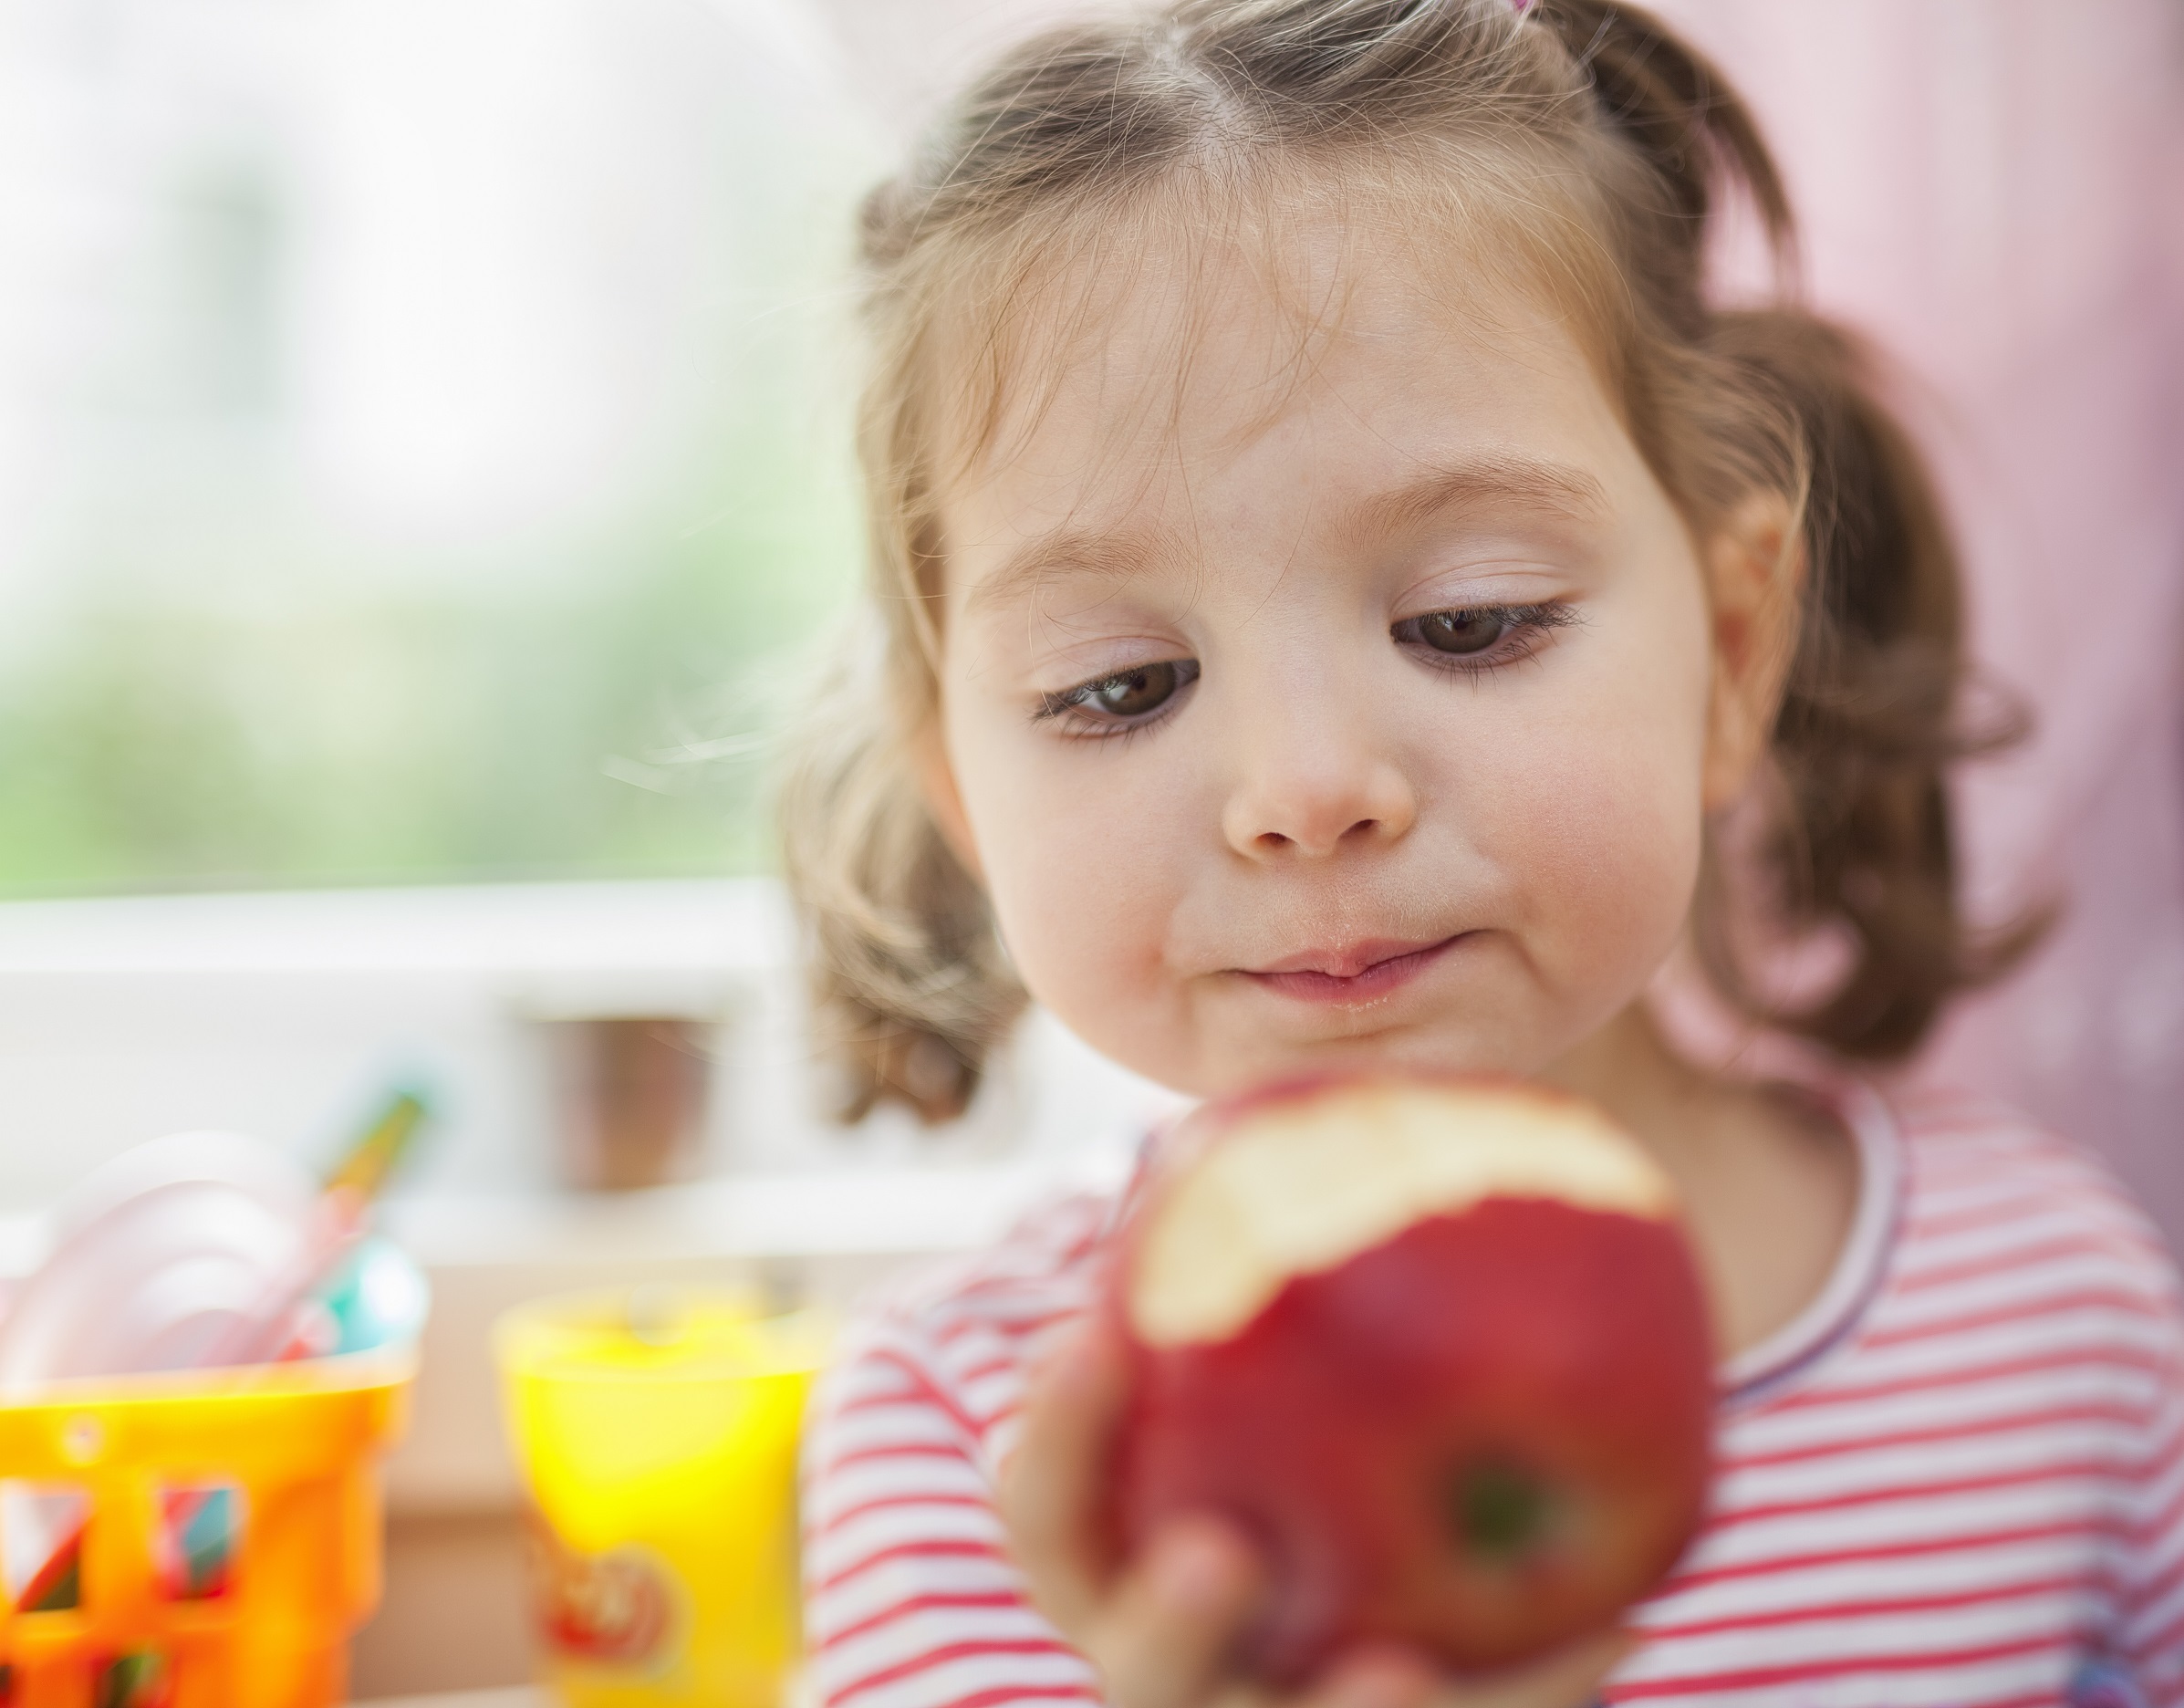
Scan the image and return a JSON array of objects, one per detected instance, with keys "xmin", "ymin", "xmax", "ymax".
[{"xmin": 495, "ymin": 1289, "xmax": 830, "ymax": 1708}]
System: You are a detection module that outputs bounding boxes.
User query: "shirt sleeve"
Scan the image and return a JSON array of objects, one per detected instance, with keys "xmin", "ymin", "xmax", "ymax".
[
  {"xmin": 803, "ymin": 1313, "xmax": 1105, "ymax": 1708},
  {"xmin": 2116, "ymin": 1295, "xmax": 2184, "ymax": 1707}
]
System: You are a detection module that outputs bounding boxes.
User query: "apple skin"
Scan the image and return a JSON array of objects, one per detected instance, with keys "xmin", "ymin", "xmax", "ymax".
[{"xmin": 1107, "ymin": 1075, "xmax": 1715, "ymax": 1683}]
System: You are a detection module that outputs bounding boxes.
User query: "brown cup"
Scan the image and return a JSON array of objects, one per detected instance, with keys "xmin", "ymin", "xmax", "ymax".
[{"xmin": 544, "ymin": 1016, "xmax": 713, "ymax": 1192}]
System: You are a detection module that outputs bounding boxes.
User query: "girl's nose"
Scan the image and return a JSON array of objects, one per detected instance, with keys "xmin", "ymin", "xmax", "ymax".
[{"xmin": 1220, "ymin": 701, "xmax": 1419, "ymax": 859}]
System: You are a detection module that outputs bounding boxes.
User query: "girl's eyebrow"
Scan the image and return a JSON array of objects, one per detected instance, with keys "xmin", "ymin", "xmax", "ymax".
[
  {"xmin": 965, "ymin": 453, "xmax": 1607, "ymax": 617},
  {"xmin": 1352, "ymin": 454, "xmax": 1612, "ymax": 540},
  {"xmin": 965, "ymin": 533, "xmax": 1166, "ymax": 619}
]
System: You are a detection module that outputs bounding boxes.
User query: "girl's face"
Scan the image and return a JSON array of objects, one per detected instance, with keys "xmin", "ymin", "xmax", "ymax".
[{"xmin": 928, "ymin": 212, "xmax": 1734, "ymax": 1099}]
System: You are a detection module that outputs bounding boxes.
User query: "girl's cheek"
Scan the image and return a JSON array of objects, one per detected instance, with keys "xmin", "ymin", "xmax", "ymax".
[
  {"xmin": 945, "ymin": 704, "xmax": 1192, "ymax": 1013},
  {"xmin": 983, "ymin": 807, "xmax": 1202, "ymax": 1082},
  {"xmin": 1477, "ymin": 672, "xmax": 1710, "ymax": 1009},
  {"xmin": 1524, "ymin": 756, "xmax": 1700, "ymax": 994}
]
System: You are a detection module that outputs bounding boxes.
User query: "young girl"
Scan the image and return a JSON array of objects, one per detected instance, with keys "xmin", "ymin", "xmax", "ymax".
[{"xmin": 783, "ymin": 2, "xmax": 2184, "ymax": 1703}]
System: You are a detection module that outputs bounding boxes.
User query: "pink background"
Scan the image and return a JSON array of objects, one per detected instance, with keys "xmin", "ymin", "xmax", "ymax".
[{"xmin": 1660, "ymin": 2, "xmax": 2184, "ymax": 1245}]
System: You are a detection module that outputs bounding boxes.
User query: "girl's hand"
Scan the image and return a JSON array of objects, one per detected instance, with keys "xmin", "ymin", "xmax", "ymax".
[{"xmin": 999, "ymin": 1322, "xmax": 1630, "ymax": 1708}]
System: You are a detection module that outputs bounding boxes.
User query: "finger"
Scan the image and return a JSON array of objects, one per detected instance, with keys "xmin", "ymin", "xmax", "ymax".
[
  {"xmin": 1304, "ymin": 1645, "xmax": 1440, "ymax": 1708},
  {"xmin": 1088, "ymin": 1515, "xmax": 1264, "ymax": 1708},
  {"xmin": 1439, "ymin": 1629, "xmax": 1636, "ymax": 1708},
  {"xmin": 998, "ymin": 1317, "xmax": 1130, "ymax": 1636}
]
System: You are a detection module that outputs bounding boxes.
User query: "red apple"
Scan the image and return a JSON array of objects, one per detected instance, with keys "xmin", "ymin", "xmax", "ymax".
[{"xmin": 1107, "ymin": 1072, "xmax": 1714, "ymax": 1682}]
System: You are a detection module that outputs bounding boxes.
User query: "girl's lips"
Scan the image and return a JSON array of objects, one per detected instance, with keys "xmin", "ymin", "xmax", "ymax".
[{"xmin": 1239, "ymin": 935, "xmax": 1465, "ymax": 1004}]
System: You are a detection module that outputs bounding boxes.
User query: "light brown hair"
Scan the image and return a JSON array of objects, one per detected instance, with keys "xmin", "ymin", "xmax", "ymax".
[{"xmin": 777, "ymin": 0, "xmax": 2030, "ymax": 1121}]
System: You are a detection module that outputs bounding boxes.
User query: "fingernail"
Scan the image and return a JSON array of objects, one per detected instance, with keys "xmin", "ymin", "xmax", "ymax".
[
  {"xmin": 1330, "ymin": 1651, "xmax": 1434, "ymax": 1708},
  {"xmin": 1150, "ymin": 1527, "xmax": 1246, "ymax": 1612}
]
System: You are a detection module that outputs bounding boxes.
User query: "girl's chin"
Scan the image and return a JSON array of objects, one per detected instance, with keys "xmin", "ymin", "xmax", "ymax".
[{"xmin": 1194, "ymin": 998, "xmax": 1549, "ymax": 1086}]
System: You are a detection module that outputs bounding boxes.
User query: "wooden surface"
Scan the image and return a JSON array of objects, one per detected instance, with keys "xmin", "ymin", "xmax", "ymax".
[
  {"xmin": 349, "ymin": 1509, "xmax": 534, "ymax": 1699},
  {"xmin": 355, "ymin": 1692, "xmax": 545, "ymax": 1707}
]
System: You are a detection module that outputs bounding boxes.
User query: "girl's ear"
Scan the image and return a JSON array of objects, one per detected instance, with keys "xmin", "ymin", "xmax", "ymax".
[
  {"xmin": 1700, "ymin": 492, "xmax": 1803, "ymax": 812},
  {"xmin": 915, "ymin": 723, "xmax": 986, "ymax": 880}
]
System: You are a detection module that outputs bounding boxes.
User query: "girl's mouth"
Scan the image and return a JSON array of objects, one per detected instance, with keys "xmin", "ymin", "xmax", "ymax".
[{"xmin": 1239, "ymin": 934, "xmax": 1466, "ymax": 1004}]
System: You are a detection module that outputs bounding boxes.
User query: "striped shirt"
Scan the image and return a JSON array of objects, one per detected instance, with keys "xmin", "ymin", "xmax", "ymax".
[{"xmin": 804, "ymin": 1083, "xmax": 2184, "ymax": 1708}]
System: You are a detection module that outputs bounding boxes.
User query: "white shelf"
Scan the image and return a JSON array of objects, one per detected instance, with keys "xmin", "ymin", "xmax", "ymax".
[{"xmin": 0, "ymin": 879, "xmax": 1185, "ymax": 1513}]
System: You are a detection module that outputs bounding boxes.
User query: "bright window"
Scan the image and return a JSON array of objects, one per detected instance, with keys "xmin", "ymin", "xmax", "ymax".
[{"xmin": 0, "ymin": 0, "xmax": 883, "ymax": 892}]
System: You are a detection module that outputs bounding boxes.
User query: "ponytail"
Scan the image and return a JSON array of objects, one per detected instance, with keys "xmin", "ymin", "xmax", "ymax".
[
  {"xmin": 1524, "ymin": 0, "xmax": 1795, "ymax": 312},
  {"xmin": 1522, "ymin": 1, "xmax": 2036, "ymax": 1053},
  {"xmin": 776, "ymin": 628, "xmax": 1026, "ymax": 1122},
  {"xmin": 1694, "ymin": 312, "xmax": 2036, "ymax": 1056}
]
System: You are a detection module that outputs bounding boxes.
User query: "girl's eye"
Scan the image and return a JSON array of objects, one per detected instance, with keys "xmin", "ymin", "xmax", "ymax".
[
  {"xmin": 1413, "ymin": 609, "xmax": 1508, "ymax": 655},
  {"xmin": 1086, "ymin": 661, "xmax": 1187, "ymax": 717},
  {"xmin": 1036, "ymin": 658, "xmax": 1200, "ymax": 731},
  {"xmin": 1392, "ymin": 601, "xmax": 1575, "ymax": 672}
]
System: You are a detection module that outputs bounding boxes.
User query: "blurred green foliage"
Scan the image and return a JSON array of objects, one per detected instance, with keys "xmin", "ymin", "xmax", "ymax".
[
  {"xmin": 0, "ymin": 416, "xmax": 861, "ymax": 895},
  {"xmin": 0, "ymin": 0, "xmax": 906, "ymax": 900},
  {"xmin": 0, "ymin": 7, "xmax": 879, "ymax": 900}
]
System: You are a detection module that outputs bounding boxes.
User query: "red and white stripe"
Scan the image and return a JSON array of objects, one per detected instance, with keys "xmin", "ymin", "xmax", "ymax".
[{"xmin": 803, "ymin": 1087, "xmax": 2184, "ymax": 1708}]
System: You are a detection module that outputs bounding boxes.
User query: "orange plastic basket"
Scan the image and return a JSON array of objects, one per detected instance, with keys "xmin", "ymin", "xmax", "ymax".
[{"xmin": 0, "ymin": 1349, "xmax": 411, "ymax": 1708}]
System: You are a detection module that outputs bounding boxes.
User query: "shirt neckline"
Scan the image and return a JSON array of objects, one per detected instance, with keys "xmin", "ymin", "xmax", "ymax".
[{"xmin": 1715, "ymin": 1074, "xmax": 1906, "ymax": 1409}]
